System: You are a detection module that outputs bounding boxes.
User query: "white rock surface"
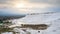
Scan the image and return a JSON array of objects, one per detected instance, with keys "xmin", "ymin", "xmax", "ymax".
[{"xmin": 9, "ymin": 12, "xmax": 60, "ymax": 34}]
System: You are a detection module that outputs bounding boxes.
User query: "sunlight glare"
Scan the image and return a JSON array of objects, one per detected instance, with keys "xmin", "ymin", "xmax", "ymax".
[{"xmin": 16, "ymin": 3, "xmax": 25, "ymax": 8}]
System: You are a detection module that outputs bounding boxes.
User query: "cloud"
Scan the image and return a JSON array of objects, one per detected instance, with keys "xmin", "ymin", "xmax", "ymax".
[
  {"xmin": 0, "ymin": 0, "xmax": 60, "ymax": 8},
  {"xmin": 0, "ymin": 0, "xmax": 17, "ymax": 8},
  {"xmin": 0, "ymin": 0, "xmax": 24, "ymax": 8},
  {"xmin": 29, "ymin": 0, "xmax": 60, "ymax": 6},
  {"xmin": 0, "ymin": 0, "xmax": 60, "ymax": 14},
  {"xmin": 0, "ymin": 0, "xmax": 21, "ymax": 4},
  {"xmin": 0, "ymin": 0, "xmax": 11, "ymax": 4}
]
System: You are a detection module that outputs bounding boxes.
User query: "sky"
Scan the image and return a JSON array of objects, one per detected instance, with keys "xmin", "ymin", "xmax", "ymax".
[{"xmin": 0, "ymin": 0, "xmax": 60, "ymax": 15}]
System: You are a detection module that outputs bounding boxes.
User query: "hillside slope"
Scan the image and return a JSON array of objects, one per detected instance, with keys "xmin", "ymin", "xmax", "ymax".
[{"xmin": 11, "ymin": 12, "xmax": 60, "ymax": 34}]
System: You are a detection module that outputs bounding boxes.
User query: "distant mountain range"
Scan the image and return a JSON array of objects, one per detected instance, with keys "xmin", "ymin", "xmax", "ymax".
[
  {"xmin": 0, "ymin": 13, "xmax": 26, "ymax": 21},
  {"xmin": 0, "ymin": 15, "xmax": 25, "ymax": 21}
]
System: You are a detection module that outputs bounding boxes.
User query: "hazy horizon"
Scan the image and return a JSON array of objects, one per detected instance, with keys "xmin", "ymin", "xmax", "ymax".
[{"xmin": 0, "ymin": 0, "xmax": 60, "ymax": 15}]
